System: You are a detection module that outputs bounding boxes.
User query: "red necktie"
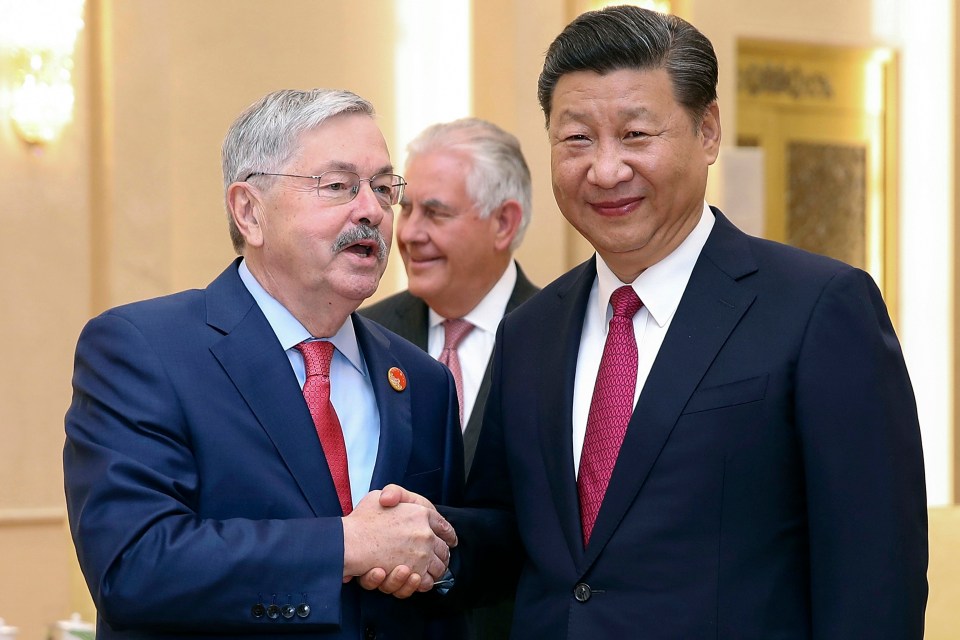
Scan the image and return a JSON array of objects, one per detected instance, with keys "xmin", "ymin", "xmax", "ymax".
[
  {"xmin": 578, "ymin": 285, "xmax": 643, "ymax": 546},
  {"xmin": 437, "ymin": 318, "xmax": 475, "ymax": 428},
  {"xmin": 296, "ymin": 340, "xmax": 352, "ymax": 515}
]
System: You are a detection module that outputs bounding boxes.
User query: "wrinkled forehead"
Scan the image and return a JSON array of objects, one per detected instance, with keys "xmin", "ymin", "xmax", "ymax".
[{"xmin": 291, "ymin": 113, "xmax": 394, "ymax": 175}]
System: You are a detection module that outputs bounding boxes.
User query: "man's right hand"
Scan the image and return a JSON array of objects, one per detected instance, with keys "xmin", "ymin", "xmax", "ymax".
[{"xmin": 342, "ymin": 487, "xmax": 456, "ymax": 597}]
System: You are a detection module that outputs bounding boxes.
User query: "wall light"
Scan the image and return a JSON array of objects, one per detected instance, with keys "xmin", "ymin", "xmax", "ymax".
[{"xmin": 0, "ymin": 0, "xmax": 85, "ymax": 145}]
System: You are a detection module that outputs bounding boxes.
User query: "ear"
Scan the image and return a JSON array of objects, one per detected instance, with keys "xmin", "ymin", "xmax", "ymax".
[
  {"xmin": 700, "ymin": 101, "xmax": 722, "ymax": 165},
  {"xmin": 226, "ymin": 181, "xmax": 266, "ymax": 248},
  {"xmin": 491, "ymin": 199, "xmax": 524, "ymax": 252}
]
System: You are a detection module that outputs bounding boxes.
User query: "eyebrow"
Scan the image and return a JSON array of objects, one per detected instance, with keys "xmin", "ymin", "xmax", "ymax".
[
  {"xmin": 420, "ymin": 197, "xmax": 455, "ymax": 212},
  {"xmin": 312, "ymin": 160, "xmax": 395, "ymax": 176},
  {"xmin": 400, "ymin": 196, "xmax": 455, "ymax": 213}
]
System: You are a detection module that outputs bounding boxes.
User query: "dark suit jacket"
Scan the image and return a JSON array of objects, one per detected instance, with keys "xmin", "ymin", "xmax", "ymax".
[
  {"xmin": 360, "ymin": 263, "xmax": 538, "ymax": 476},
  {"xmin": 446, "ymin": 210, "xmax": 928, "ymax": 639},
  {"xmin": 63, "ymin": 259, "xmax": 465, "ymax": 640}
]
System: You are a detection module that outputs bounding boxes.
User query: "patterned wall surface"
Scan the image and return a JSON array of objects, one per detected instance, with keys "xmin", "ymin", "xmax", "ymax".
[{"xmin": 786, "ymin": 142, "xmax": 866, "ymax": 269}]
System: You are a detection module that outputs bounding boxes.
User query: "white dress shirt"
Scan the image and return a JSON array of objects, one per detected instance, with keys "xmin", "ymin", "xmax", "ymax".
[
  {"xmin": 427, "ymin": 260, "xmax": 518, "ymax": 429},
  {"xmin": 238, "ymin": 260, "xmax": 379, "ymax": 507},
  {"xmin": 572, "ymin": 204, "xmax": 715, "ymax": 476}
]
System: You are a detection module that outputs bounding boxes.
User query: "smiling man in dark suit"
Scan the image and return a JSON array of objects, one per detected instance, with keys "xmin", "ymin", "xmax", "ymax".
[
  {"xmin": 428, "ymin": 6, "xmax": 928, "ymax": 638},
  {"xmin": 63, "ymin": 88, "xmax": 464, "ymax": 639},
  {"xmin": 362, "ymin": 118, "xmax": 538, "ymax": 478}
]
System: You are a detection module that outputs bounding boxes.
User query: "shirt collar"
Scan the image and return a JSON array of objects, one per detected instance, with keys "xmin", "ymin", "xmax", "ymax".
[
  {"xmin": 238, "ymin": 259, "xmax": 365, "ymax": 375},
  {"xmin": 428, "ymin": 259, "xmax": 518, "ymax": 332},
  {"xmin": 594, "ymin": 202, "xmax": 715, "ymax": 330}
]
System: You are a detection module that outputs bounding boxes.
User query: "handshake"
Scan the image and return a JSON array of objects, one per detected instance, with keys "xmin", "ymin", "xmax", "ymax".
[{"xmin": 341, "ymin": 484, "xmax": 456, "ymax": 599}]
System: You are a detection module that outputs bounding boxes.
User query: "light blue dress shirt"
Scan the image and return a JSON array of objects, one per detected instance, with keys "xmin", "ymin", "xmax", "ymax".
[{"xmin": 238, "ymin": 260, "xmax": 380, "ymax": 508}]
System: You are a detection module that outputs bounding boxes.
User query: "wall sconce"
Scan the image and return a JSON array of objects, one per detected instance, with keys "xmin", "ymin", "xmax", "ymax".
[{"xmin": 0, "ymin": 0, "xmax": 85, "ymax": 145}]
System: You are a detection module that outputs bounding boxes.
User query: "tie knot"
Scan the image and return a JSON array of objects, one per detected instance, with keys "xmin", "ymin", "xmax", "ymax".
[
  {"xmin": 296, "ymin": 340, "xmax": 334, "ymax": 378},
  {"xmin": 442, "ymin": 318, "xmax": 474, "ymax": 350},
  {"xmin": 610, "ymin": 286, "xmax": 642, "ymax": 319}
]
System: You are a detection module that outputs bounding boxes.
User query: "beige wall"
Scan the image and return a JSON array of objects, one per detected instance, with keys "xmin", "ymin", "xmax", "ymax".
[
  {"xmin": 0, "ymin": 0, "xmax": 93, "ymax": 633},
  {"xmin": 0, "ymin": 0, "xmax": 953, "ymax": 636},
  {"xmin": 473, "ymin": 0, "xmax": 571, "ymax": 285}
]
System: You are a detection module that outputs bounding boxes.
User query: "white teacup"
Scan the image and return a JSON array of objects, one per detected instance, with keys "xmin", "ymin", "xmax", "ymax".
[
  {"xmin": 48, "ymin": 612, "xmax": 95, "ymax": 640},
  {"xmin": 0, "ymin": 617, "xmax": 18, "ymax": 640}
]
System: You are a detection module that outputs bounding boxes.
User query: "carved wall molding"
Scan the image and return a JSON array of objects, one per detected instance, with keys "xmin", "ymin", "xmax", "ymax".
[{"xmin": 738, "ymin": 63, "xmax": 834, "ymax": 100}]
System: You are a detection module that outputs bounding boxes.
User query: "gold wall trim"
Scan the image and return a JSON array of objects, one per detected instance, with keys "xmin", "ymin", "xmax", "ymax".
[
  {"xmin": 0, "ymin": 506, "xmax": 67, "ymax": 525},
  {"xmin": 736, "ymin": 39, "xmax": 899, "ymax": 325},
  {"xmin": 953, "ymin": 0, "xmax": 960, "ymax": 505},
  {"xmin": 738, "ymin": 63, "xmax": 833, "ymax": 100}
]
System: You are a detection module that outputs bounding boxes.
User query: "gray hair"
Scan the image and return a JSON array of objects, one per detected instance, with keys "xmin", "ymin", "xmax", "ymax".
[
  {"xmin": 537, "ymin": 5, "xmax": 718, "ymax": 129},
  {"xmin": 406, "ymin": 117, "xmax": 532, "ymax": 251},
  {"xmin": 221, "ymin": 88, "xmax": 376, "ymax": 253}
]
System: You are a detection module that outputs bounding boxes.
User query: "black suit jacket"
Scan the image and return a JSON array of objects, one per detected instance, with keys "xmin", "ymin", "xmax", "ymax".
[
  {"xmin": 446, "ymin": 209, "xmax": 927, "ymax": 639},
  {"xmin": 360, "ymin": 263, "xmax": 538, "ymax": 476}
]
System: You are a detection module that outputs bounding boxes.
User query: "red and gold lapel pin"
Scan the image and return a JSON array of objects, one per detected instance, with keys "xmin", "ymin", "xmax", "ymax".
[{"xmin": 387, "ymin": 367, "xmax": 407, "ymax": 392}]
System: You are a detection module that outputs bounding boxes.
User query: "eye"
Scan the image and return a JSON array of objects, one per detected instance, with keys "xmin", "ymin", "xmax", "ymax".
[
  {"xmin": 625, "ymin": 130, "xmax": 649, "ymax": 139},
  {"xmin": 319, "ymin": 179, "xmax": 349, "ymax": 192},
  {"xmin": 423, "ymin": 207, "xmax": 453, "ymax": 221}
]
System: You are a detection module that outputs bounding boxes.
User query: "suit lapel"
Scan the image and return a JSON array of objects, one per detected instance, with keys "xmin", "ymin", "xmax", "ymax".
[
  {"xmin": 582, "ymin": 211, "xmax": 758, "ymax": 566},
  {"xmin": 353, "ymin": 315, "xmax": 414, "ymax": 490},
  {"xmin": 389, "ymin": 294, "xmax": 430, "ymax": 350},
  {"xmin": 462, "ymin": 265, "xmax": 540, "ymax": 475},
  {"xmin": 205, "ymin": 262, "xmax": 342, "ymax": 516},
  {"xmin": 537, "ymin": 260, "xmax": 597, "ymax": 563}
]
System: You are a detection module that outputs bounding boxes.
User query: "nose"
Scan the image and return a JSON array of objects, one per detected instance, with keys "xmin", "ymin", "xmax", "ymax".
[
  {"xmin": 396, "ymin": 205, "xmax": 428, "ymax": 246},
  {"xmin": 351, "ymin": 181, "xmax": 386, "ymax": 227},
  {"xmin": 586, "ymin": 140, "xmax": 633, "ymax": 188}
]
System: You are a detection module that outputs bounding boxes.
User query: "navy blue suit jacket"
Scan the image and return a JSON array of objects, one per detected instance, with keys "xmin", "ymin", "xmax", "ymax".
[
  {"xmin": 446, "ymin": 209, "xmax": 927, "ymax": 639},
  {"xmin": 64, "ymin": 260, "xmax": 465, "ymax": 639},
  {"xmin": 360, "ymin": 264, "xmax": 539, "ymax": 477}
]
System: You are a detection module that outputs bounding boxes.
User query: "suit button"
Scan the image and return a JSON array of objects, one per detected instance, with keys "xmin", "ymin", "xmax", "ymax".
[
  {"xmin": 281, "ymin": 604, "xmax": 296, "ymax": 619},
  {"xmin": 364, "ymin": 625, "xmax": 377, "ymax": 639},
  {"xmin": 266, "ymin": 604, "xmax": 281, "ymax": 619},
  {"xmin": 573, "ymin": 583, "xmax": 592, "ymax": 602},
  {"xmin": 251, "ymin": 603, "xmax": 266, "ymax": 618},
  {"xmin": 296, "ymin": 603, "xmax": 311, "ymax": 618}
]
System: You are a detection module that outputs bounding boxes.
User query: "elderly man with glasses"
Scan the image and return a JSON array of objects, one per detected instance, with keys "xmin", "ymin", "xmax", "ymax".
[{"xmin": 63, "ymin": 88, "xmax": 466, "ymax": 640}]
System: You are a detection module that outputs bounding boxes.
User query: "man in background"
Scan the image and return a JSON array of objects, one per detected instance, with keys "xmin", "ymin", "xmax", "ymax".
[
  {"xmin": 362, "ymin": 117, "xmax": 538, "ymax": 477},
  {"xmin": 64, "ymin": 88, "xmax": 464, "ymax": 639},
  {"xmin": 361, "ymin": 117, "xmax": 537, "ymax": 639}
]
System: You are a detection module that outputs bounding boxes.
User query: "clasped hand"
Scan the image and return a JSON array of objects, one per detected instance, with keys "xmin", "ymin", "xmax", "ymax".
[{"xmin": 341, "ymin": 484, "xmax": 456, "ymax": 598}]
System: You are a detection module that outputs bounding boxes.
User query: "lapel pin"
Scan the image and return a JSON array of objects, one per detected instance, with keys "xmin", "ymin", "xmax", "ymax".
[{"xmin": 387, "ymin": 367, "xmax": 407, "ymax": 392}]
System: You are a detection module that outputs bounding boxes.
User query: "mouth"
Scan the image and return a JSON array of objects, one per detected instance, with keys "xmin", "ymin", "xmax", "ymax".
[
  {"xmin": 333, "ymin": 224, "xmax": 388, "ymax": 261},
  {"xmin": 344, "ymin": 240, "xmax": 377, "ymax": 258},
  {"xmin": 405, "ymin": 253, "xmax": 444, "ymax": 270},
  {"xmin": 590, "ymin": 196, "xmax": 642, "ymax": 216}
]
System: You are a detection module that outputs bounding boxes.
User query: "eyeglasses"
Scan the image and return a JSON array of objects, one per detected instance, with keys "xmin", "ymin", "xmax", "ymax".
[{"xmin": 245, "ymin": 170, "xmax": 406, "ymax": 207}]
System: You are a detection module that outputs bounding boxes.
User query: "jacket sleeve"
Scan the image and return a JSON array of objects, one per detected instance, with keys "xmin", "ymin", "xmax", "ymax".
[
  {"xmin": 795, "ymin": 268, "xmax": 928, "ymax": 638},
  {"xmin": 63, "ymin": 312, "xmax": 346, "ymax": 633}
]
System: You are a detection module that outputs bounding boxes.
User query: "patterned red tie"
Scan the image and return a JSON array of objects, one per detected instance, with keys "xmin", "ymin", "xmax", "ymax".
[
  {"xmin": 296, "ymin": 340, "xmax": 352, "ymax": 515},
  {"xmin": 578, "ymin": 285, "xmax": 643, "ymax": 546},
  {"xmin": 437, "ymin": 318, "xmax": 475, "ymax": 428}
]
